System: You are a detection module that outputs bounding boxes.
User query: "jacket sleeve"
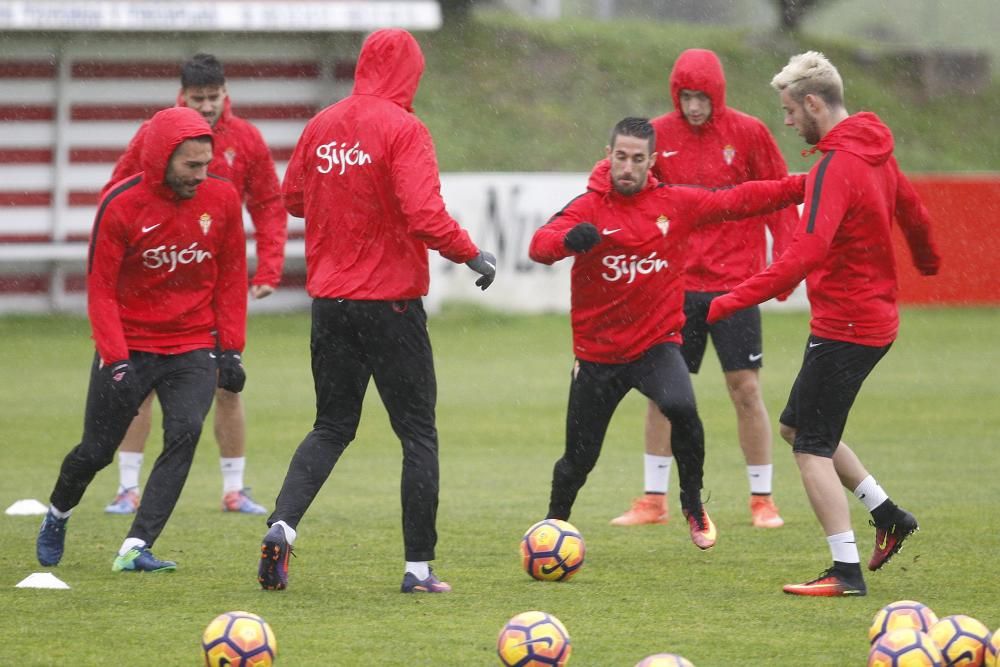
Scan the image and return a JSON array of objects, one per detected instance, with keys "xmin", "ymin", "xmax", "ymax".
[
  {"xmin": 242, "ymin": 124, "xmax": 287, "ymax": 287},
  {"xmin": 692, "ymin": 175, "xmax": 806, "ymax": 225},
  {"xmin": 213, "ymin": 189, "xmax": 249, "ymax": 353},
  {"xmin": 529, "ymin": 193, "xmax": 592, "ymax": 265},
  {"xmin": 390, "ymin": 120, "xmax": 479, "ymax": 264},
  {"xmin": 716, "ymin": 156, "xmax": 849, "ymax": 310},
  {"xmin": 86, "ymin": 203, "xmax": 130, "ymax": 363},
  {"xmin": 748, "ymin": 123, "xmax": 799, "ymax": 260},
  {"xmin": 101, "ymin": 122, "xmax": 147, "ymax": 199},
  {"xmin": 891, "ymin": 159, "xmax": 941, "ymax": 276},
  {"xmin": 281, "ymin": 123, "xmax": 310, "ymax": 219}
]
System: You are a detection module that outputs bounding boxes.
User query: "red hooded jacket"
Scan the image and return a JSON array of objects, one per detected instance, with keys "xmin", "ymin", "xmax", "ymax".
[
  {"xmin": 282, "ymin": 29, "xmax": 479, "ymax": 300},
  {"xmin": 529, "ymin": 160, "xmax": 804, "ymax": 364},
  {"xmin": 709, "ymin": 112, "xmax": 940, "ymax": 346},
  {"xmin": 88, "ymin": 107, "xmax": 248, "ymax": 364},
  {"xmin": 650, "ymin": 49, "xmax": 797, "ymax": 291},
  {"xmin": 104, "ymin": 96, "xmax": 285, "ymax": 288}
]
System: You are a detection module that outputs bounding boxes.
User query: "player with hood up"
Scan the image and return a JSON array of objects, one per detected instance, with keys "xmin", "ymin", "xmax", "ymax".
[
  {"xmin": 612, "ymin": 49, "xmax": 796, "ymax": 531},
  {"xmin": 36, "ymin": 106, "xmax": 248, "ymax": 573}
]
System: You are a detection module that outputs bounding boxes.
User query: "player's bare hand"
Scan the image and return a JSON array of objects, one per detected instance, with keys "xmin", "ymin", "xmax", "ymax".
[{"xmin": 250, "ymin": 284, "xmax": 275, "ymax": 299}]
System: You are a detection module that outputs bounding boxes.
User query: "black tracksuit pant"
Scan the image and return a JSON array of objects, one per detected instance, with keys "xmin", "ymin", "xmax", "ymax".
[
  {"xmin": 269, "ymin": 297, "xmax": 440, "ymax": 562},
  {"xmin": 548, "ymin": 342, "xmax": 706, "ymax": 520},
  {"xmin": 49, "ymin": 349, "xmax": 216, "ymax": 546}
]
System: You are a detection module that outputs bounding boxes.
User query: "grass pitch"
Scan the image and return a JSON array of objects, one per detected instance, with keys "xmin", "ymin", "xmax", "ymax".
[{"xmin": 2, "ymin": 306, "xmax": 998, "ymax": 665}]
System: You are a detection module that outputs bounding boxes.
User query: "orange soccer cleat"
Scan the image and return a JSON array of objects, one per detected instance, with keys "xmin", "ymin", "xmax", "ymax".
[
  {"xmin": 610, "ymin": 494, "xmax": 669, "ymax": 526},
  {"xmin": 683, "ymin": 506, "xmax": 717, "ymax": 550},
  {"xmin": 783, "ymin": 566, "xmax": 867, "ymax": 597},
  {"xmin": 750, "ymin": 494, "xmax": 785, "ymax": 528}
]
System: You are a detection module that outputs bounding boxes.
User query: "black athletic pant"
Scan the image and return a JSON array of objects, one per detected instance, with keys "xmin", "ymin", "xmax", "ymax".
[
  {"xmin": 548, "ymin": 342, "xmax": 706, "ymax": 521},
  {"xmin": 50, "ymin": 349, "xmax": 216, "ymax": 545},
  {"xmin": 269, "ymin": 298, "xmax": 440, "ymax": 562}
]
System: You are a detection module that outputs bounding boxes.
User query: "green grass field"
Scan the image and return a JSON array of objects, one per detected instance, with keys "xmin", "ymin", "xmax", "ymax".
[{"xmin": 2, "ymin": 306, "xmax": 998, "ymax": 665}]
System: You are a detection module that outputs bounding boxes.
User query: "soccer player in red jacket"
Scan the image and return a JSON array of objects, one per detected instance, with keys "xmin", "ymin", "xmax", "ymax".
[
  {"xmin": 613, "ymin": 49, "xmax": 796, "ymax": 530},
  {"xmin": 36, "ymin": 106, "xmax": 248, "ymax": 572},
  {"xmin": 101, "ymin": 54, "xmax": 284, "ymax": 517},
  {"xmin": 257, "ymin": 29, "xmax": 496, "ymax": 594},
  {"xmin": 707, "ymin": 52, "xmax": 941, "ymax": 596},
  {"xmin": 529, "ymin": 117, "xmax": 805, "ymax": 551}
]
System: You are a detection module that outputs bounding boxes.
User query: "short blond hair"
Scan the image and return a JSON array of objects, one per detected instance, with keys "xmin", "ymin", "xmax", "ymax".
[{"xmin": 771, "ymin": 51, "xmax": 844, "ymax": 107}]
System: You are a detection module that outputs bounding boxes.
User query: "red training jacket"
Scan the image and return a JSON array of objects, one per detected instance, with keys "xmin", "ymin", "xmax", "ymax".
[
  {"xmin": 712, "ymin": 112, "xmax": 940, "ymax": 346},
  {"xmin": 282, "ymin": 29, "xmax": 479, "ymax": 300},
  {"xmin": 529, "ymin": 160, "xmax": 804, "ymax": 364},
  {"xmin": 650, "ymin": 49, "xmax": 798, "ymax": 291},
  {"xmin": 88, "ymin": 107, "xmax": 248, "ymax": 364},
  {"xmin": 103, "ymin": 96, "xmax": 286, "ymax": 288}
]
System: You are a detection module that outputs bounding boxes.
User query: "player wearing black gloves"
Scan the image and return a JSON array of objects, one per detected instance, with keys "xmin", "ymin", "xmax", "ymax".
[
  {"xmin": 260, "ymin": 28, "xmax": 497, "ymax": 595},
  {"xmin": 36, "ymin": 107, "xmax": 248, "ymax": 573}
]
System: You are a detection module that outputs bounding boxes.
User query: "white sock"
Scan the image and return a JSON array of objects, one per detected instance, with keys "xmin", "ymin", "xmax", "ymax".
[
  {"xmin": 118, "ymin": 451, "xmax": 144, "ymax": 493},
  {"xmin": 644, "ymin": 454, "xmax": 672, "ymax": 494},
  {"xmin": 49, "ymin": 504, "xmax": 72, "ymax": 519},
  {"xmin": 747, "ymin": 464, "xmax": 773, "ymax": 495},
  {"xmin": 220, "ymin": 457, "xmax": 245, "ymax": 494},
  {"xmin": 826, "ymin": 531, "xmax": 860, "ymax": 564},
  {"xmin": 406, "ymin": 561, "xmax": 430, "ymax": 579},
  {"xmin": 273, "ymin": 520, "xmax": 297, "ymax": 545},
  {"xmin": 853, "ymin": 475, "xmax": 889, "ymax": 512},
  {"xmin": 118, "ymin": 537, "xmax": 146, "ymax": 556}
]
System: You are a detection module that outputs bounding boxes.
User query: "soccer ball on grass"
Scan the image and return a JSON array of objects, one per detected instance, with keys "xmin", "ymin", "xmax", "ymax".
[
  {"xmin": 928, "ymin": 614, "xmax": 991, "ymax": 667},
  {"xmin": 520, "ymin": 519, "xmax": 585, "ymax": 582},
  {"xmin": 202, "ymin": 610, "xmax": 277, "ymax": 667},
  {"xmin": 869, "ymin": 600, "xmax": 940, "ymax": 644},
  {"xmin": 497, "ymin": 610, "xmax": 571, "ymax": 666},
  {"xmin": 635, "ymin": 653, "xmax": 696, "ymax": 666},
  {"xmin": 867, "ymin": 628, "xmax": 944, "ymax": 667}
]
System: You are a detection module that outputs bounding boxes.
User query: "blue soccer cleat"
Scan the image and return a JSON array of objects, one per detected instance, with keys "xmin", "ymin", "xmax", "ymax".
[
  {"xmin": 111, "ymin": 547, "xmax": 176, "ymax": 573},
  {"xmin": 258, "ymin": 524, "xmax": 291, "ymax": 590},
  {"xmin": 36, "ymin": 511, "xmax": 69, "ymax": 567},
  {"xmin": 401, "ymin": 567, "xmax": 452, "ymax": 593}
]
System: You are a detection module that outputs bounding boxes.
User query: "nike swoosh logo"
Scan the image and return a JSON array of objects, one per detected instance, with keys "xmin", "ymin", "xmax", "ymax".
[
  {"xmin": 518, "ymin": 637, "xmax": 554, "ymax": 649},
  {"xmin": 540, "ymin": 556, "xmax": 568, "ymax": 575},
  {"xmin": 602, "ymin": 228, "xmax": 621, "ymax": 235},
  {"xmin": 662, "ymin": 150, "xmax": 679, "ymax": 158},
  {"xmin": 808, "ymin": 341, "xmax": 824, "ymax": 348},
  {"xmin": 141, "ymin": 224, "xmax": 161, "ymax": 233},
  {"xmin": 749, "ymin": 353, "xmax": 763, "ymax": 362},
  {"xmin": 877, "ymin": 532, "xmax": 890, "ymax": 550}
]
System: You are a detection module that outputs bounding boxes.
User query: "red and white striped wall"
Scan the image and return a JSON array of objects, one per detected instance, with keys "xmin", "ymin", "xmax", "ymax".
[{"xmin": 0, "ymin": 32, "xmax": 360, "ymax": 307}]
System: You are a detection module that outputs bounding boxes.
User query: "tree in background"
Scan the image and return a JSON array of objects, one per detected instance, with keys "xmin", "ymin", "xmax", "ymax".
[
  {"xmin": 776, "ymin": 0, "xmax": 831, "ymax": 31},
  {"xmin": 440, "ymin": 0, "xmax": 476, "ymax": 23}
]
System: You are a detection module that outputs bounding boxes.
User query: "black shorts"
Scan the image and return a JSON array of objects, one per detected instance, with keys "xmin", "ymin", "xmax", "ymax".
[
  {"xmin": 681, "ymin": 291, "xmax": 762, "ymax": 374},
  {"xmin": 779, "ymin": 335, "xmax": 891, "ymax": 457}
]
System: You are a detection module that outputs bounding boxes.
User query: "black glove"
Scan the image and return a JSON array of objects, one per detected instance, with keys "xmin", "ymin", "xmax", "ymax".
[
  {"xmin": 217, "ymin": 350, "xmax": 246, "ymax": 393},
  {"xmin": 465, "ymin": 250, "xmax": 497, "ymax": 291},
  {"xmin": 563, "ymin": 222, "xmax": 601, "ymax": 253},
  {"xmin": 104, "ymin": 359, "xmax": 141, "ymax": 410}
]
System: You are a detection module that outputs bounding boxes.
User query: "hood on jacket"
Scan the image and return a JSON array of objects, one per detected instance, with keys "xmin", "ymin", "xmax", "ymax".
[
  {"xmin": 587, "ymin": 159, "xmax": 660, "ymax": 197},
  {"xmin": 139, "ymin": 106, "xmax": 214, "ymax": 198},
  {"xmin": 352, "ymin": 28, "xmax": 425, "ymax": 112},
  {"xmin": 669, "ymin": 49, "xmax": 727, "ymax": 123},
  {"xmin": 816, "ymin": 111, "xmax": 894, "ymax": 165}
]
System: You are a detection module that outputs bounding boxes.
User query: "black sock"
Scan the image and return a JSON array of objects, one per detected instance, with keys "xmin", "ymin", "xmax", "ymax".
[{"xmin": 870, "ymin": 499, "xmax": 899, "ymax": 526}]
